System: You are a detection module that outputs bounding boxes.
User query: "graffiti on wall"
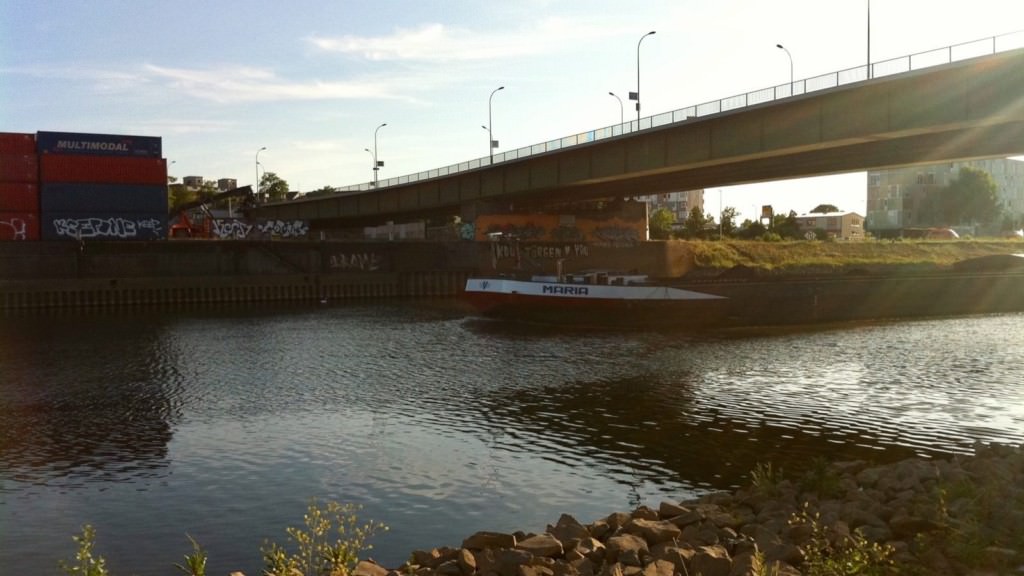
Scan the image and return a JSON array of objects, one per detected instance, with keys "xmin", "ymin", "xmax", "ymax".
[
  {"xmin": 53, "ymin": 217, "xmax": 163, "ymax": 239},
  {"xmin": 475, "ymin": 211, "xmax": 646, "ymax": 244},
  {"xmin": 257, "ymin": 219, "xmax": 309, "ymax": 238},
  {"xmin": 1, "ymin": 217, "xmax": 27, "ymax": 240},
  {"xmin": 212, "ymin": 219, "xmax": 253, "ymax": 239},
  {"xmin": 490, "ymin": 242, "xmax": 589, "ymax": 266},
  {"xmin": 593, "ymin": 225, "xmax": 641, "ymax": 247},
  {"xmin": 211, "ymin": 219, "xmax": 310, "ymax": 240},
  {"xmin": 329, "ymin": 252, "xmax": 383, "ymax": 271}
]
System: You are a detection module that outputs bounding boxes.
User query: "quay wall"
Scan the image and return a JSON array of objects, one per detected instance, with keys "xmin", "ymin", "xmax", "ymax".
[
  {"xmin": 3, "ymin": 241, "xmax": 1024, "ymax": 329},
  {"xmin": 0, "ymin": 240, "xmax": 689, "ymax": 310}
]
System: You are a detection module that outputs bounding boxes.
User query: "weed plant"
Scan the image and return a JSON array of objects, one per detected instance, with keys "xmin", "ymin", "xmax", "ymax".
[{"xmin": 59, "ymin": 500, "xmax": 386, "ymax": 576}]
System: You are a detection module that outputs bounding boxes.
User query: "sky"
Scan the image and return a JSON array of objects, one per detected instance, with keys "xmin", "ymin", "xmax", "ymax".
[{"xmin": 3, "ymin": 0, "xmax": 1023, "ymax": 223}]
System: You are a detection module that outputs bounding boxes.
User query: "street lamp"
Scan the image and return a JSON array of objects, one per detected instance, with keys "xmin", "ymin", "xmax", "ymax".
[
  {"xmin": 608, "ymin": 91, "xmax": 623, "ymax": 126},
  {"xmin": 370, "ymin": 123, "xmax": 386, "ymax": 187},
  {"xmin": 630, "ymin": 31, "xmax": 656, "ymax": 125},
  {"xmin": 255, "ymin": 146, "xmax": 266, "ymax": 202},
  {"xmin": 867, "ymin": 0, "xmax": 872, "ymax": 79},
  {"xmin": 776, "ymin": 43, "xmax": 793, "ymax": 95},
  {"xmin": 486, "ymin": 86, "xmax": 504, "ymax": 163}
]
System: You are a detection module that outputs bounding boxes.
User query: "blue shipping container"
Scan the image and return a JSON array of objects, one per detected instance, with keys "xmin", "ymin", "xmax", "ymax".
[
  {"xmin": 41, "ymin": 183, "xmax": 168, "ymax": 213},
  {"xmin": 41, "ymin": 212, "xmax": 167, "ymax": 241},
  {"xmin": 36, "ymin": 131, "xmax": 162, "ymax": 158}
]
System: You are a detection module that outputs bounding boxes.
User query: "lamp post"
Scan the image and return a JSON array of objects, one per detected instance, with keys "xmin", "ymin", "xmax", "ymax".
[
  {"xmin": 630, "ymin": 31, "xmax": 656, "ymax": 125},
  {"xmin": 867, "ymin": 0, "xmax": 872, "ymax": 79},
  {"xmin": 608, "ymin": 91, "xmax": 623, "ymax": 126},
  {"xmin": 370, "ymin": 123, "xmax": 386, "ymax": 187},
  {"xmin": 485, "ymin": 86, "xmax": 504, "ymax": 163},
  {"xmin": 255, "ymin": 146, "xmax": 266, "ymax": 202},
  {"xmin": 776, "ymin": 43, "xmax": 793, "ymax": 95}
]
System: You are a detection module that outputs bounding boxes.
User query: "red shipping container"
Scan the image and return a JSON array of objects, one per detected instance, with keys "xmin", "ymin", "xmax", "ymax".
[
  {"xmin": 40, "ymin": 154, "xmax": 167, "ymax": 185},
  {"xmin": 0, "ymin": 154, "xmax": 39, "ymax": 183},
  {"xmin": 0, "ymin": 132, "xmax": 36, "ymax": 155},
  {"xmin": 0, "ymin": 211, "xmax": 40, "ymax": 241},
  {"xmin": 0, "ymin": 182, "xmax": 39, "ymax": 212}
]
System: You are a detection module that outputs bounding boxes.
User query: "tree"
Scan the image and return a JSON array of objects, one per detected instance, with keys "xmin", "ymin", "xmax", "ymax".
[
  {"xmin": 737, "ymin": 219, "xmax": 768, "ymax": 239},
  {"xmin": 810, "ymin": 204, "xmax": 840, "ymax": 214},
  {"xmin": 936, "ymin": 166, "xmax": 1000, "ymax": 226},
  {"xmin": 259, "ymin": 171, "xmax": 290, "ymax": 202},
  {"xmin": 681, "ymin": 206, "xmax": 714, "ymax": 239},
  {"xmin": 648, "ymin": 207, "xmax": 675, "ymax": 240},
  {"xmin": 772, "ymin": 210, "xmax": 801, "ymax": 239},
  {"xmin": 167, "ymin": 183, "xmax": 197, "ymax": 214},
  {"xmin": 719, "ymin": 206, "xmax": 738, "ymax": 238},
  {"xmin": 305, "ymin": 186, "xmax": 338, "ymax": 198}
]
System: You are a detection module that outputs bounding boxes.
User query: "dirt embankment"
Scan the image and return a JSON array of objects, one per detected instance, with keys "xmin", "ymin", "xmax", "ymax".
[{"xmin": 676, "ymin": 240, "xmax": 1024, "ymax": 278}]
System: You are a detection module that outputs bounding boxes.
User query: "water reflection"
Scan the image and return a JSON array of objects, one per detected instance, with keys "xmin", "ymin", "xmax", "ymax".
[
  {"xmin": 0, "ymin": 314, "xmax": 181, "ymax": 489},
  {"xmin": 0, "ymin": 305, "xmax": 1022, "ymax": 576}
]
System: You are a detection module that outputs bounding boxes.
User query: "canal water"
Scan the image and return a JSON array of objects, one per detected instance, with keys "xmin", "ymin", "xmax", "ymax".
[{"xmin": 1, "ymin": 302, "xmax": 1022, "ymax": 575}]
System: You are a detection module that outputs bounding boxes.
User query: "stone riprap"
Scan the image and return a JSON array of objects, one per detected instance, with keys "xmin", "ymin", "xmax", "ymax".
[{"xmin": 342, "ymin": 443, "xmax": 1024, "ymax": 576}]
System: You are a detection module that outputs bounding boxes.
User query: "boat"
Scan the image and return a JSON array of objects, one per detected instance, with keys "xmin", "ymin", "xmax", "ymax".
[{"xmin": 461, "ymin": 268, "xmax": 730, "ymax": 329}]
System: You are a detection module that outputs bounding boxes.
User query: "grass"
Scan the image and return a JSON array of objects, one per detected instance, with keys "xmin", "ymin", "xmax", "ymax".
[
  {"xmin": 59, "ymin": 500, "xmax": 387, "ymax": 576},
  {"xmin": 683, "ymin": 238, "xmax": 1023, "ymax": 273}
]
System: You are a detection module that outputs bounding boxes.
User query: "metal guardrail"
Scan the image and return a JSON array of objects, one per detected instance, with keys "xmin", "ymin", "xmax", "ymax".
[{"xmin": 324, "ymin": 30, "xmax": 1024, "ymax": 196}]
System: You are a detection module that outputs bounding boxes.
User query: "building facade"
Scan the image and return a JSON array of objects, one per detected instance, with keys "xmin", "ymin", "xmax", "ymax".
[
  {"xmin": 794, "ymin": 212, "xmax": 866, "ymax": 241},
  {"xmin": 645, "ymin": 189, "xmax": 705, "ymax": 221},
  {"xmin": 866, "ymin": 158, "xmax": 1024, "ymax": 235}
]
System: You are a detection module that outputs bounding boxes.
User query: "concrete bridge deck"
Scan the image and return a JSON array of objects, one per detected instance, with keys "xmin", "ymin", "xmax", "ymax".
[{"xmin": 252, "ymin": 33, "xmax": 1024, "ymax": 227}]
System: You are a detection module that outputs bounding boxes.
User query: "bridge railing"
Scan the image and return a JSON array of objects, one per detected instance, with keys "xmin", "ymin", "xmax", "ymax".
[{"xmin": 328, "ymin": 30, "xmax": 1024, "ymax": 196}]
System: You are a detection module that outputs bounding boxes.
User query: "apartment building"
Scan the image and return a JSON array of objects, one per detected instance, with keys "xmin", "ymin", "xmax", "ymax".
[{"xmin": 866, "ymin": 158, "xmax": 1024, "ymax": 235}]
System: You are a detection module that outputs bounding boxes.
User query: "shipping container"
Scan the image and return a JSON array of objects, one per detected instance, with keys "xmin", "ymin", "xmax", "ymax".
[
  {"xmin": 36, "ymin": 131, "xmax": 161, "ymax": 158},
  {"xmin": 0, "ymin": 132, "xmax": 36, "ymax": 155},
  {"xmin": 41, "ymin": 183, "xmax": 167, "ymax": 213},
  {"xmin": 41, "ymin": 211, "xmax": 168, "ymax": 241},
  {"xmin": 0, "ymin": 154, "xmax": 39, "ymax": 183},
  {"xmin": 40, "ymin": 154, "xmax": 167, "ymax": 185},
  {"xmin": 0, "ymin": 182, "xmax": 39, "ymax": 212},
  {"xmin": 0, "ymin": 211, "xmax": 40, "ymax": 241}
]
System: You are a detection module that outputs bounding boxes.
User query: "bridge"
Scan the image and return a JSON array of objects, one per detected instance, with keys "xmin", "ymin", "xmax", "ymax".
[{"xmin": 252, "ymin": 32, "xmax": 1024, "ymax": 227}]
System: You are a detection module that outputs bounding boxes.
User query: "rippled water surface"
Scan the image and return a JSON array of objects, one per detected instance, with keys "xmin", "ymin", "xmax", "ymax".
[{"xmin": 1, "ymin": 303, "xmax": 1022, "ymax": 575}]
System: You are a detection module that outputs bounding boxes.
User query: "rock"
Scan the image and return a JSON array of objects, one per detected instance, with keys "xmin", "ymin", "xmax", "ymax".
[
  {"xmin": 691, "ymin": 545, "xmax": 732, "ymax": 576},
  {"xmin": 648, "ymin": 542, "xmax": 695, "ymax": 574},
  {"xmin": 630, "ymin": 506, "xmax": 660, "ymax": 521},
  {"xmin": 435, "ymin": 560, "xmax": 462, "ymax": 576},
  {"xmin": 657, "ymin": 501, "xmax": 688, "ymax": 519},
  {"xmin": 517, "ymin": 534, "xmax": 564, "ymax": 558},
  {"xmin": 464, "ymin": 531, "xmax": 517, "ymax": 550},
  {"xmin": 888, "ymin": 514, "xmax": 944, "ymax": 538},
  {"xmin": 570, "ymin": 537, "xmax": 606, "ymax": 564},
  {"xmin": 547, "ymin": 514, "xmax": 589, "ymax": 544},
  {"xmin": 604, "ymin": 533, "xmax": 648, "ymax": 565},
  {"xmin": 641, "ymin": 559, "xmax": 675, "ymax": 576},
  {"xmin": 457, "ymin": 548, "xmax": 476, "ymax": 575},
  {"xmin": 621, "ymin": 518, "xmax": 682, "ymax": 545},
  {"xmin": 353, "ymin": 560, "xmax": 389, "ymax": 576}
]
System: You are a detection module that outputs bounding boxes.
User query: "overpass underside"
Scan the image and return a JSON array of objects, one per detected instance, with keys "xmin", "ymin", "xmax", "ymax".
[{"xmin": 257, "ymin": 48, "xmax": 1024, "ymax": 226}]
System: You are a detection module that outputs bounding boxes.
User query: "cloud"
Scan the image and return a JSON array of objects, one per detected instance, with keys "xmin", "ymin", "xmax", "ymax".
[
  {"xmin": 143, "ymin": 64, "xmax": 399, "ymax": 104},
  {"xmin": 307, "ymin": 19, "xmax": 610, "ymax": 63}
]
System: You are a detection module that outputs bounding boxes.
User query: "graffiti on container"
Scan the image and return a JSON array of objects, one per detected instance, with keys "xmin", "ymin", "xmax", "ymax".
[
  {"xmin": 593, "ymin": 225, "xmax": 640, "ymax": 247},
  {"xmin": 459, "ymin": 222, "xmax": 475, "ymax": 240},
  {"xmin": 257, "ymin": 219, "xmax": 309, "ymax": 238},
  {"xmin": 212, "ymin": 219, "xmax": 254, "ymax": 240},
  {"xmin": 1, "ymin": 217, "xmax": 27, "ymax": 240},
  {"xmin": 329, "ymin": 252, "xmax": 382, "ymax": 271},
  {"xmin": 53, "ymin": 217, "xmax": 163, "ymax": 239}
]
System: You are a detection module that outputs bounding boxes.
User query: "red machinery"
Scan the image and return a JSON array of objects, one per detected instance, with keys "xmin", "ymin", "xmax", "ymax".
[{"xmin": 169, "ymin": 185, "xmax": 253, "ymax": 238}]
